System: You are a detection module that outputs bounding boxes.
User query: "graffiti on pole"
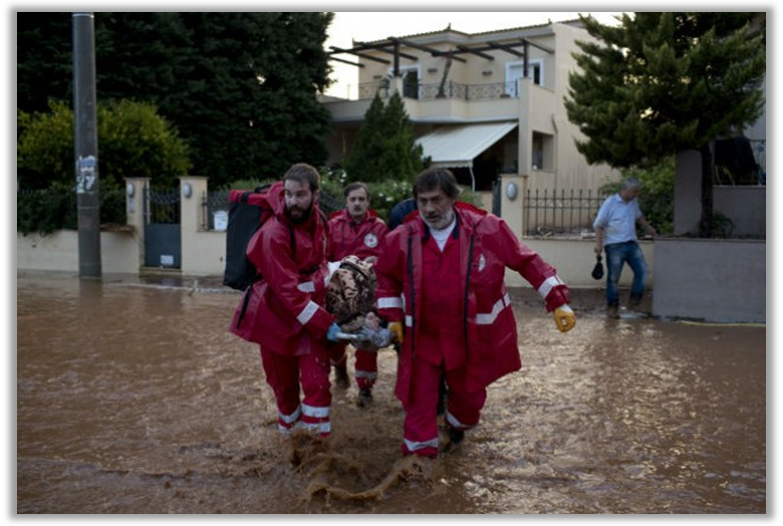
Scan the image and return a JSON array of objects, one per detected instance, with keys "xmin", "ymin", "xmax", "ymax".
[{"xmin": 76, "ymin": 155, "xmax": 97, "ymax": 194}]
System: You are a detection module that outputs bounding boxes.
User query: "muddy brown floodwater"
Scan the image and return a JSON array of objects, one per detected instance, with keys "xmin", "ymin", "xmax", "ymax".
[{"xmin": 16, "ymin": 271, "xmax": 766, "ymax": 514}]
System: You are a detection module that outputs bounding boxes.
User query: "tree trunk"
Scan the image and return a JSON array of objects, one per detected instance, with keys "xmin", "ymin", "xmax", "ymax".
[{"xmin": 699, "ymin": 143, "xmax": 714, "ymax": 238}]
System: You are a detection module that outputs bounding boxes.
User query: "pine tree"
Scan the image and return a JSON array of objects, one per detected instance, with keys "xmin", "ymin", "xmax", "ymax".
[
  {"xmin": 16, "ymin": 12, "xmax": 334, "ymax": 188},
  {"xmin": 565, "ymin": 12, "xmax": 765, "ymax": 237},
  {"xmin": 16, "ymin": 13, "xmax": 73, "ymax": 114},
  {"xmin": 344, "ymin": 92, "xmax": 426, "ymax": 183}
]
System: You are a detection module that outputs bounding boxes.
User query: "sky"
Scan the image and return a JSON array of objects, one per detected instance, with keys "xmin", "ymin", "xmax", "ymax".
[{"xmin": 323, "ymin": 11, "xmax": 625, "ymax": 98}]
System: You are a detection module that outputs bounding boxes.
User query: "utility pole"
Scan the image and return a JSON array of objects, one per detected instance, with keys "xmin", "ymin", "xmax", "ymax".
[{"xmin": 72, "ymin": 12, "xmax": 102, "ymax": 278}]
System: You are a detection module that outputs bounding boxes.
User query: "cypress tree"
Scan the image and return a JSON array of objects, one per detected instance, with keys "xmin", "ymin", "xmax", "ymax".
[{"xmin": 565, "ymin": 12, "xmax": 765, "ymax": 237}]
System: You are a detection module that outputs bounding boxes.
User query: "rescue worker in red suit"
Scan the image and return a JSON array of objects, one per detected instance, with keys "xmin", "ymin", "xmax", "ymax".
[
  {"xmin": 374, "ymin": 167, "xmax": 577, "ymax": 458},
  {"xmin": 230, "ymin": 163, "xmax": 344, "ymax": 438},
  {"xmin": 326, "ymin": 182, "xmax": 389, "ymax": 407}
]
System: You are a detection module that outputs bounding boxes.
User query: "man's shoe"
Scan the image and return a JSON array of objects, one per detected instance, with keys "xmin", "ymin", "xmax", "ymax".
[
  {"xmin": 357, "ymin": 388, "xmax": 373, "ymax": 407},
  {"xmin": 334, "ymin": 365, "xmax": 349, "ymax": 389},
  {"xmin": 607, "ymin": 305, "xmax": 620, "ymax": 319},
  {"xmin": 629, "ymin": 295, "xmax": 642, "ymax": 308},
  {"xmin": 448, "ymin": 427, "xmax": 465, "ymax": 445},
  {"xmin": 442, "ymin": 426, "xmax": 465, "ymax": 452}
]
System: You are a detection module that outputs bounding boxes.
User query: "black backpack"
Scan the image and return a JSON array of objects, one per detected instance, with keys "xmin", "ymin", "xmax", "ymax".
[{"xmin": 222, "ymin": 184, "xmax": 276, "ymax": 291}]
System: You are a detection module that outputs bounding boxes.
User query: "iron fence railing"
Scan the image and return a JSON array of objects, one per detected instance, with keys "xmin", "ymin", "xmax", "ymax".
[
  {"xmin": 418, "ymin": 81, "xmax": 518, "ymax": 100},
  {"xmin": 17, "ymin": 185, "xmax": 126, "ymax": 234},
  {"xmin": 202, "ymin": 190, "xmax": 230, "ymax": 231},
  {"xmin": 750, "ymin": 139, "xmax": 766, "ymax": 186},
  {"xmin": 358, "ymin": 81, "xmax": 389, "ymax": 100},
  {"xmin": 524, "ymin": 188, "xmax": 609, "ymax": 238},
  {"xmin": 317, "ymin": 190, "xmax": 343, "ymax": 217},
  {"xmin": 355, "ymin": 80, "xmax": 519, "ymax": 101},
  {"xmin": 201, "ymin": 189, "xmax": 344, "ymax": 231}
]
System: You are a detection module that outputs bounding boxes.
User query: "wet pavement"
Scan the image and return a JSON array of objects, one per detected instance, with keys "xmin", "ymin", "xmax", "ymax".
[{"xmin": 16, "ymin": 271, "xmax": 766, "ymax": 513}]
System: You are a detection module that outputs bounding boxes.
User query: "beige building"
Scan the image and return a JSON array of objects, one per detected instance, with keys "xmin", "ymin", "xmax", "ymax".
[{"xmin": 320, "ymin": 19, "xmax": 621, "ymax": 235}]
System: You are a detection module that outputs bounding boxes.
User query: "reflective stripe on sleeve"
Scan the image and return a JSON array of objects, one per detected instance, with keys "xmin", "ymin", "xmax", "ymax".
[
  {"xmin": 296, "ymin": 281, "xmax": 315, "ymax": 293},
  {"xmin": 537, "ymin": 275, "xmax": 565, "ymax": 300},
  {"xmin": 296, "ymin": 300, "xmax": 320, "ymax": 325}
]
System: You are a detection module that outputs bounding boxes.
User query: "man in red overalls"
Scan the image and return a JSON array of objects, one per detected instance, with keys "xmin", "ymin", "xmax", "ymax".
[
  {"xmin": 327, "ymin": 182, "xmax": 389, "ymax": 407},
  {"xmin": 230, "ymin": 163, "xmax": 343, "ymax": 438},
  {"xmin": 375, "ymin": 167, "xmax": 576, "ymax": 458}
]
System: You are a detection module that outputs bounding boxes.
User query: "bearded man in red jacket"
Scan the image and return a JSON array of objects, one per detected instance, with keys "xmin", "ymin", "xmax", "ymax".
[
  {"xmin": 374, "ymin": 167, "xmax": 576, "ymax": 458},
  {"xmin": 326, "ymin": 182, "xmax": 389, "ymax": 407},
  {"xmin": 230, "ymin": 163, "xmax": 343, "ymax": 438}
]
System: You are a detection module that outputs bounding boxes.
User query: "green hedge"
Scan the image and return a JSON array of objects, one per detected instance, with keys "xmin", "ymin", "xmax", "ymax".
[{"xmin": 17, "ymin": 183, "xmax": 127, "ymax": 235}]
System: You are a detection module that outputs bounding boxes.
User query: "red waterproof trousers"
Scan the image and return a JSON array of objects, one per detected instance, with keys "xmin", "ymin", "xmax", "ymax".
[{"xmin": 259, "ymin": 344, "xmax": 332, "ymax": 436}]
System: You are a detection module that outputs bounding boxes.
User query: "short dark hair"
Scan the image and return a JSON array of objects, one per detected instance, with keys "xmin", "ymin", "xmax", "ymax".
[
  {"xmin": 284, "ymin": 163, "xmax": 320, "ymax": 192},
  {"xmin": 413, "ymin": 167, "xmax": 461, "ymax": 200},
  {"xmin": 344, "ymin": 182, "xmax": 370, "ymax": 199}
]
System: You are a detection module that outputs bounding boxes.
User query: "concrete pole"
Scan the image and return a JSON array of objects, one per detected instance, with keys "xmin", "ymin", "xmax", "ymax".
[{"xmin": 72, "ymin": 12, "xmax": 102, "ymax": 278}]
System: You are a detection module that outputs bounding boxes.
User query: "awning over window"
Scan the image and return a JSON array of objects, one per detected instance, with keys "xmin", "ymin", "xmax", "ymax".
[{"xmin": 415, "ymin": 121, "xmax": 518, "ymax": 168}]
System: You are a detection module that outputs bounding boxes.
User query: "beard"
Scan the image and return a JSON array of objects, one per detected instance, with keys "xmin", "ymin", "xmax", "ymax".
[
  {"xmin": 285, "ymin": 203, "xmax": 313, "ymax": 225},
  {"xmin": 421, "ymin": 207, "xmax": 455, "ymax": 231}
]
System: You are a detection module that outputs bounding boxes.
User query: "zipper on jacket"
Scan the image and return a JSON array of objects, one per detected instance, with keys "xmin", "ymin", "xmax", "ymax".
[
  {"xmin": 463, "ymin": 233, "xmax": 475, "ymax": 362},
  {"xmin": 407, "ymin": 230, "xmax": 416, "ymax": 358}
]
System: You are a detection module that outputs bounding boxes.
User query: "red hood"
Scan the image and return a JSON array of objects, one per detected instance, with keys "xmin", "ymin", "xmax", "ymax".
[
  {"xmin": 263, "ymin": 181, "xmax": 287, "ymax": 216},
  {"xmin": 267, "ymin": 180, "xmax": 325, "ymax": 227}
]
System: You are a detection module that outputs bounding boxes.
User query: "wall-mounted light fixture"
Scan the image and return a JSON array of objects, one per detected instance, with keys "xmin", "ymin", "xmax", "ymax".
[
  {"xmin": 126, "ymin": 182, "xmax": 135, "ymax": 197},
  {"xmin": 183, "ymin": 182, "xmax": 193, "ymax": 198},
  {"xmin": 506, "ymin": 182, "xmax": 518, "ymax": 201}
]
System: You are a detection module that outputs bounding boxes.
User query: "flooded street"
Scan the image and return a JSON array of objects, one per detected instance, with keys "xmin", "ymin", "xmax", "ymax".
[{"xmin": 16, "ymin": 271, "xmax": 766, "ymax": 514}]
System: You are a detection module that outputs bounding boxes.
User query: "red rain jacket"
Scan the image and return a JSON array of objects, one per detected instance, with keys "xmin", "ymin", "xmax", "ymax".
[
  {"xmin": 327, "ymin": 208, "xmax": 389, "ymax": 261},
  {"xmin": 374, "ymin": 202, "xmax": 570, "ymax": 405},
  {"xmin": 229, "ymin": 182, "xmax": 334, "ymax": 355}
]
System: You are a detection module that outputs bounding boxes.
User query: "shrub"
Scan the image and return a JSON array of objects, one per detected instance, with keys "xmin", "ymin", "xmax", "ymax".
[{"xmin": 17, "ymin": 100, "xmax": 191, "ymax": 190}]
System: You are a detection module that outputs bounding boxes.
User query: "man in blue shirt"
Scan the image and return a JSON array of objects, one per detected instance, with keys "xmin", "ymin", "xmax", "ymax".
[{"xmin": 593, "ymin": 178, "xmax": 657, "ymax": 318}]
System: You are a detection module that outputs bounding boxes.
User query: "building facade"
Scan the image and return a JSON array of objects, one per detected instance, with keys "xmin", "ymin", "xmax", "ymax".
[{"xmin": 319, "ymin": 19, "xmax": 621, "ymax": 232}]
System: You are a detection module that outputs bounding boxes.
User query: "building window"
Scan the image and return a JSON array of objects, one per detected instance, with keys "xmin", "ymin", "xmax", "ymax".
[
  {"xmin": 532, "ymin": 131, "xmax": 554, "ymax": 171},
  {"xmin": 505, "ymin": 59, "xmax": 544, "ymax": 96},
  {"xmin": 388, "ymin": 65, "xmax": 421, "ymax": 99}
]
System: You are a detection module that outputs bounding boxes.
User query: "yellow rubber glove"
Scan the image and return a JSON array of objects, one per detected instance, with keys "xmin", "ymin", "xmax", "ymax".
[
  {"xmin": 553, "ymin": 305, "xmax": 576, "ymax": 333},
  {"xmin": 388, "ymin": 321, "xmax": 404, "ymax": 344}
]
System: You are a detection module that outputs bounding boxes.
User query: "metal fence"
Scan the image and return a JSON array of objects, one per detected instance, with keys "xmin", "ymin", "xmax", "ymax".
[
  {"xmin": 201, "ymin": 189, "xmax": 344, "ymax": 231},
  {"xmin": 523, "ymin": 188, "xmax": 608, "ymax": 238},
  {"xmin": 202, "ymin": 190, "xmax": 230, "ymax": 231},
  {"xmin": 317, "ymin": 190, "xmax": 343, "ymax": 217},
  {"xmin": 750, "ymin": 139, "xmax": 766, "ymax": 186},
  {"xmin": 17, "ymin": 185, "xmax": 126, "ymax": 234},
  {"xmin": 356, "ymin": 80, "xmax": 519, "ymax": 101}
]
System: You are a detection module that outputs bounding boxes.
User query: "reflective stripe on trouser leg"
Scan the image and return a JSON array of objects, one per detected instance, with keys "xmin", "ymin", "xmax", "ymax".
[
  {"xmin": 299, "ymin": 340, "xmax": 332, "ymax": 436},
  {"xmin": 354, "ymin": 349, "xmax": 378, "ymax": 390},
  {"xmin": 259, "ymin": 346, "xmax": 302, "ymax": 434},
  {"xmin": 278, "ymin": 405, "xmax": 302, "ymax": 433},
  {"xmin": 329, "ymin": 342, "xmax": 347, "ymax": 367},
  {"xmin": 302, "ymin": 403, "xmax": 331, "ymax": 436},
  {"xmin": 401, "ymin": 352, "xmax": 442, "ymax": 458},
  {"xmin": 444, "ymin": 366, "xmax": 487, "ymax": 431},
  {"xmin": 445, "ymin": 410, "xmax": 479, "ymax": 432}
]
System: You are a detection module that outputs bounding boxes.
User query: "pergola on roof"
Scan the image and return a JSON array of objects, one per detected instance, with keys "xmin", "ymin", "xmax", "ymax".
[{"xmin": 328, "ymin": 26, "xmax": 555, "ymax": 77}]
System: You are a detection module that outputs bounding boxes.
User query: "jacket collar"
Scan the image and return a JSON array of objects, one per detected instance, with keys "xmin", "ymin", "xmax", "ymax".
[
  {"xmin": 330, "ymin": 208, "xmax": 379, "ymax": 223},
  {"xmin": 421, "ymin": 211, "xmax": 460, "ymax": 242}
]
